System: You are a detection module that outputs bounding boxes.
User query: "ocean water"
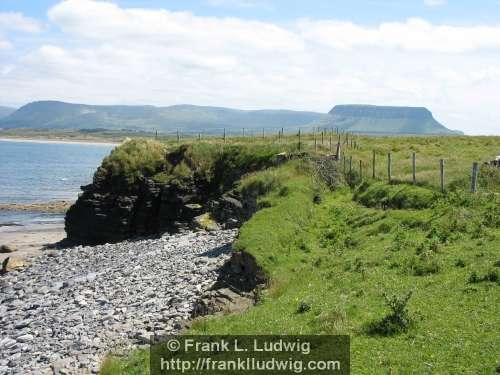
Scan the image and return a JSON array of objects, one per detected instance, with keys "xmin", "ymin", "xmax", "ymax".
[{"xmin": 0, "ymin": 139, "xmax": 115, "ymax": 226}]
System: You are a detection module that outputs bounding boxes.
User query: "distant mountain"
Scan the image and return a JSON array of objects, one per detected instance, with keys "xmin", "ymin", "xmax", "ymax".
[
  {"xmin": 313, "ymin": 105, "xmax": 462, "ymax": 135},
  {"xmin": 0, "ymin": 106, "xmax": 16, "ymax": 120},
  {"xmin": 0, "ymin": 101, "xmax": 323, "ymax": 134},
  {"xmin": 0, "ymin": 101, "xmax": 462, "ymax": 135}
]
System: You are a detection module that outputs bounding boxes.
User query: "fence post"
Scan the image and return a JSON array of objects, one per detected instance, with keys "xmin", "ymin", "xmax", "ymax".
[
  {"xmin": 349, "ymin": 155, "xmax": 353, "ymax": 174},
  {"xmin": 336, "ymin": 142, "xmax": 341, "ymax": 159},
  {"xmin": 359, "ymin": 160, "xmax": 363, "ymax": 180},
  {"xmin": 198, "ymin": 132, "xmax": 201, "ymax": 141},
  {"xmin": 372, "ymin": 150, "xmax": 376, "ymax": 179},
  {"xmin": 440, "ymin": 159, "xmax": 445, "ymax": 193},
  {"xmin": 321, "ymin": 131, "xmax": 324, "ymax": 145},
  {"xmin": 314, "ymin": 132, "xmax": 317, "ymax": 151},
  {"xmin": 242, "ymin": 128, "xmax": 245, "ymax": 137},
  {"xmin": 223, "ymin": 128, "xmax": 226, "ymax": 143},
  {"xmin": 176, "ymin": 129, "xmax": 180, "ymax": 144},
  {"xmin": 329, "ymin": 133, "xmax": 333, "ymax": 152},
  {"xmin": 412, "ymin": 152, "xmax": 417, "ymax": 184},
  {"xmin": 343, "ymin": 154, "xmax": 346, "ymax": 175},
  {"xmin": 262, "ymin": 128, "xmax": 265, "ymax": 140},
  {"xmin": 471, "ymin": 162, "xmax": 479, "ymax": 193},
  {"xmin": 388, "ymin": 152, "xmax": 392, "ymax": 183},
  {"xmin": 298, "ymin": 129, "xmax": 301, "ymax": 151}
]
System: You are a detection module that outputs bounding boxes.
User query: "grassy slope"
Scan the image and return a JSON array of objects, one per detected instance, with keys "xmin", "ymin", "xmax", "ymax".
[
  {"xmin": 96, "ymin": 136, "xmax": 499, "ymax": 375},
  {"xmin": 186, "ymin": 176, "xmax": 499, "ymax": 375}
]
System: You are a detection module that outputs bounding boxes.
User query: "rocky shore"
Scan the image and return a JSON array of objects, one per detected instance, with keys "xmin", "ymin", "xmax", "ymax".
[{"xmin": 0, "ymin": 229, "xmax": 237, "ymax": 374}]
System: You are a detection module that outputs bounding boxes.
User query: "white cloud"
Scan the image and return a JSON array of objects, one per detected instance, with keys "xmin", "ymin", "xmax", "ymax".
[
  {"xmin": 0, "ymin": 37, "xmax": 11, "ymax": 49},
  {"xmin": 298, "ymin": 18, "xmax": 500, "ymax": 53},
  {"xmin": 424, "ymin": 0, "xmax": 447, "ymax": 7},
  {"xmin": 1, "ymin": 0, "xmax": 500, "ymax": 134},
  {"xmin": 0, "ymin": 12, "xmax": 43, "ymax": 33}
]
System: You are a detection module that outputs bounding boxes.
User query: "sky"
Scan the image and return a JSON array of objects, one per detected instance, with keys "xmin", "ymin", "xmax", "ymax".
[{"xmin": 1, "ymin": 1, "xmax": 500, "ymax": 135}]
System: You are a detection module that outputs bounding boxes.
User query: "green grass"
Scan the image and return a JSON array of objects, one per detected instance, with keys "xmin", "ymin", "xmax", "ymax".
[{"xmin": 94, "ymin": 136, "xmax": 500, "ymax": 375}]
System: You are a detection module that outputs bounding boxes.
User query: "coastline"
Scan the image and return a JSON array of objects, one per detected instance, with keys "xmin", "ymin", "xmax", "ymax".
[
  {"xmin": 0, "ymin": 136, "xmax": 120, "ymax": 146},
  {"xmin": 0, "ymin": 223, "xmax": 66, "ymax": 263},
  {"xmin": 0, "ymin": 200, "xmax": 73, "ymax": 214}
]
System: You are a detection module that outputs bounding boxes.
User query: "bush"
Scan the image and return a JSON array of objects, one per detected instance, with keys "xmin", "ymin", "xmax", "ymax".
[
  {"xmin": 366, "ymin": 291, "xmax": 414, "ymax": 336},
  {"xmin": 100, "ymin": 139, "xmax": 166, "ymax": 183},
  {"xmin": 296, "ymin": 301, "xmax": 312, "ymax": 314}
]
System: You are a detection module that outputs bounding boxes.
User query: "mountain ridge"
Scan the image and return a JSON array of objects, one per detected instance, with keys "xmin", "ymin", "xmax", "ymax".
[
  {"xmin": 0, "ymin": 101, "xmax": 462, "ymax": 135},
  {"xmin": 0, "ymin": 106, "xmax": 16, "ymax": 120}
]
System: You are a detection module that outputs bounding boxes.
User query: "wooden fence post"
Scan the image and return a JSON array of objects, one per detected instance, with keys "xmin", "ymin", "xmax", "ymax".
[
  {"xmin": 298, "ymin": 129, "xmax": 301, "ymax": 151},
  {"xmin": 471, "ymin": 162, "xmax": 479, "ymax": 193},
  {"xmin": 349, "ymin": 155, "xmax": 353, "ymax": 174},
  {"xmin": 372, "ymin": 150, "xmax": 376, "ymax": 179},
  {"xmin": 262, "ymin": 128, "xmax": 265, "ymax": 140},
  {"xmin": 412, "ymin": 152, "xmax": 416, "ymax": 184},
  {"xmin": 336, "ymin": 142, "xmax": 341, "ymax": 159},
  {"xmin": 223, "ymin": 128, "xmax": 226, "ymax": 143},
  {"xmin": 359, "ymin": 160, "xmax": 363, "ymax": 180},
  {"xmin": 343, "ymin": 155, "xmax": 346, "ymax": 175},
  {"xmin": 176, "ymin": 129, "xmax": 180, "ymax": 144},
  {"xmin": 321, "ymin": 131, "xmax": 324, "ymax": 145},
  {"xmin": 242, "ymin": 128, "xmax": 245, "ymax": 137},
  {"xmin": 198, "ymin": 132, "xmax": 201, "ymax": 141},
  {"xmin": 314, "ymin": 132, "xmax": 317, "ymax": 151},
  {"xmin": 440, "ymin": 159, "xmax": 445, "ymax": 193},
  {"xmin": 388, "ymin": 152, "xmax": 392, "ymax": 183},
  {"xmin": 329, "ymin": 133, "xmax": 333, "ymax": 152}
]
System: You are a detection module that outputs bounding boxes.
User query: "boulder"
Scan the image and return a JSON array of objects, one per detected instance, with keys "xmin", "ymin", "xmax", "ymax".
[
  {"xmin": 193, "ymin": 213, "xmax": 221, "ymax": 231},
  {"xmin": 0, "ymin": 245, "xmax": 17, "ymax": 253},
  {"xmin": 2, "ymin": 257, "xmax": 27, "ymax": 273}
]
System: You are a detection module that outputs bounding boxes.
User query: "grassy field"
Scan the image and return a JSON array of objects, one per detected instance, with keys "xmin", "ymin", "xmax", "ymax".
[{"xmin": 98, "ymin": 135, "xmax": 500, "ymax": 375}]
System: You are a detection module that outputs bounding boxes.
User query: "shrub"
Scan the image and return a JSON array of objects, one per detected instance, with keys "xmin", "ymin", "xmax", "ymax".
[
  {"xmin": 296, "ymin": 301, "xmax": 312, "ymax": 314},
  {"xmin": 100, "ymin": 139, "xmax": 166, "ymax": 183},
  {"xmin": 366, "ymin": 291, "xmax": 414, "ymax": 336},
  {"xmin": 390, "ymin": 226, "xmax": 413, "ymax": 252}
]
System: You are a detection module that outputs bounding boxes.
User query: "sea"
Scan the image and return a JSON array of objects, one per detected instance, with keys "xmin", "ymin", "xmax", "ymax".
[{"xmin": 0, "ymin": 139, "xmax": 115, "ymax": 228}]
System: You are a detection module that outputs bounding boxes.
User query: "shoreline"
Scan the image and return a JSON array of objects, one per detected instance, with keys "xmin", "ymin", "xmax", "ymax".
[
  {"xmin": 0, "ymin": 223, "xmax": 66, "ymax": 262},
  {"xmin": 0, "ymin": 200, "xmax": 74, "ymax": 214},
  {"xmin": 0, "ymin": 136, "xmax": 120, "ymax": 146}
]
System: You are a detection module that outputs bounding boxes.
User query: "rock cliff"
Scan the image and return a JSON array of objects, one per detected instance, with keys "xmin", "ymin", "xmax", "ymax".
[{"xmin": 65, "ymin": 141, "xmax": 278, "ymax": 244}]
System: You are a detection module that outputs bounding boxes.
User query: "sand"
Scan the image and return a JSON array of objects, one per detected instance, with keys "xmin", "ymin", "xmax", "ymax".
[
  {"xmin": 0, "ymin": 223, "xmax": 66, "ymax": 262},
  {"xmin": 0, "ymin": 201, "xmax": 73, "ymax": 214}
]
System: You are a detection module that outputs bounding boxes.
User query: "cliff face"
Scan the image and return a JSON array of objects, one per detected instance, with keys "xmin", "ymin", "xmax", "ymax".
[
  {"xmin": 65, "ymin": 142, "xmax": 278, "ymax": 245},
  {"xmin": 65, "ymin": 169, "xmax": 204, "ymax": 245},
  {"xmin": 321, "ymin": 105, "xmax": 462, "ymax": 135}
]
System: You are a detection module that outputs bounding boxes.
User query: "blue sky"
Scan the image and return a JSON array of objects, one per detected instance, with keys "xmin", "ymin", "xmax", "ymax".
[
  {"xmin": 3, "ymin": 0, "xmax": 500, "ymax": 24},
  {"xmin": 1, "ymin": 0, "xmax": 500, "ymax": 134}
]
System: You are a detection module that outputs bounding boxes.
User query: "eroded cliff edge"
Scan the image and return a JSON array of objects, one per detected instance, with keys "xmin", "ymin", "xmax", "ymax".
[{"xmin": 65, "ymin": 140, "xmax": 283, "ymax": 245}]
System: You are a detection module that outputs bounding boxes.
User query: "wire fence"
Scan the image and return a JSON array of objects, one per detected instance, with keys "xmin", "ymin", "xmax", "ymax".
[{"xmin": 151, "ymin": 127, "xmax": 498, "ymax": 194}]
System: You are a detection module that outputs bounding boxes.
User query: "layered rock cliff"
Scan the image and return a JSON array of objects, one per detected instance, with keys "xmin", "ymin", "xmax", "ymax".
[{"xmin": 65, "ymin": 141, "xmax": 279, "ymax": 245}]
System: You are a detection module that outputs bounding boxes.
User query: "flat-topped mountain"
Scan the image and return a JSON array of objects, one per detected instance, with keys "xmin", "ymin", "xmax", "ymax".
[
  {"xmin": 316, "ymin": 104, "xmax": 462, "ymax": 135},
  {"xmin": 0, "ymin": 101, "xmax": 462, "ymax": 135},
  {"xmin": 0, "ymin": 101, "xmax": 322, "ymax": 134}
]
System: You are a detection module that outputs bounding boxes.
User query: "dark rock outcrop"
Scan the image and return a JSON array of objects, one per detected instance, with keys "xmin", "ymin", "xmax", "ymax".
[{"xmin": 65, "ymin": 173, "xmax": 205, "ymax": 244}]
